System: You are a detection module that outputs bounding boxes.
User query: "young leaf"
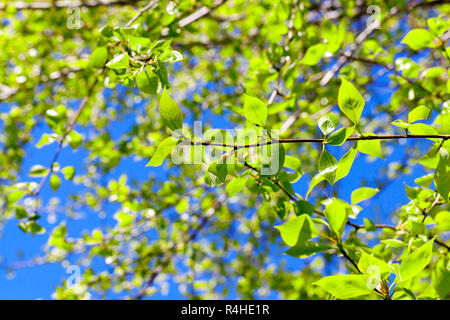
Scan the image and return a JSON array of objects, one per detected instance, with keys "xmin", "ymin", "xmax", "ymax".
[
  {"xmin": 434, "ymin": 211, "xmax": 450, "ymax": 232},
  {"xmin": 68, "ymin": 130, "xmax": 83, "ymax": 149},
  {"xmin": 114, "ymin": 212, "xmax": 133, "ymax": 228},
  {"xmin": 306, "ymin": 173, "xmax": 325, "ymax": 199},
  {"xmin": 50, "ymin": 174, "xmax": 61, "ymax": 192},
  {"xmin": 90, "ymin": 47, "xmax": 108, "ymax": 68},
  {"xmin": 226, "ymin": 177, "xmax": 247, "ymax": 196},
  {"xmin": 313, "ymin": 275, "xmax": 374, "ymax": 299},
  {"xmin": 338, "ymin": 78, "xmax": 365, "ymax": 124},
  {"xmin": 401, "ymin": 29, "xmax": 434, "ymax": 51},
  {"xmin": 324, "ymin": 198, "xmax": 349, "ymax": 237},
  {"xmin": 435, "ymin": 148, "xmax": 450, "ymax": 202},
  {"xmin": 275, "ymin": 214, "xmax": 319, "ymax": 246},
  {"xmin": 29, "ymin": 165, "xmax": 48, "ymax": 177},
  {"xmin": 293, "ymin": 200, "xmax": 315, "ymax": 216},
  {"xmin": 351, "ymin": 187, "xmax": 379, "ymax": 204},
  {"xmin": 285, "ymin": 241, "xmax": 330, "ymax": 258},
  {"xmin": 357, "ymin": 135, "xmax": 384, "ymax": 159},
  {"xmin": 146, "ymin": 137, "xmax": 178, "ymax": 167},
  {"xmin": 408, "ymin": 123, "xmax": 438, "ymax": 141},
  {"xmin": 392, "ymin": 119, "xmax": 410, "ymax": 129},
  {"xmin": 335, "ymin": 143, "xmax": 358, "ymax": 183},
  {"xmin": 408, "ymin": 105, "xmax": 430, "ymax": 123},
  {"xmin": 399, "ymin": 238, "xmax": 434, "ymax": 281},
  {"xmin": 327, "ymin": 126, "xmax": 355, "ymax": 146},
  {"xmin": 318, "ymin": 113, "xmax": 339, "ymax": 136},
  {"xmin": 159, "ymin": 89, "xmax": 183, "ymax": 131},
  {"xmin": 136, "ymin": 71, "xmax": 158, "ymax": 94},
  {"xmin": 207, "ymin": 162, "xmax": 228, "ymax": 185},
  {"xmin": 105, "ymin": 53, "xmax": 129, "ymax": 69},
  {"xmin": 61, "ymin": 166, "xmax": 75, "ymax": 180},
  {"xmin": 260, "ymin": 143, "xmax": 285, "ymax": 176},
  {"xmin": 363, "ymin": 218, "xmax": 377, "ymax": 232},
  {"xmin": 318, "ymin": 149, "xmax": 337, "ymax": 185},
  {"xmin": 382, "ymin": 239, "xmax": 408, "ymax": 248},
  {"xmin": 300, "ymin": 43, "xmax": 326, "ymax": 66},
  {"xmin": 14, "ymin": 206, "xmax": 28, "ymax": 219},
  {"xmin": 7, "ymin": 190, "xmax": 25, "ymax": 205},
  {"xmin": 284, "ymin": 155, "xmax": 302, "ymax": 174},
  {"xmin": 358, "ymin": 251, "xmax": 393, "ymax": 276},
  {"xmin": 243, "ymin": 94, "xmax": 267, "ymax": 126}
]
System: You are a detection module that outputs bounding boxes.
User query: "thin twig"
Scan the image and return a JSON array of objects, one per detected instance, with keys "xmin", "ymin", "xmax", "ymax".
[
  {"xmin": 186, "ymin": 134, "xmax": 450, "ymax": 150},
  {"xmin": 0, "ymin": 0, "xmax": 140, "ymax": 10},
  {"xmin": 125, "ymin": 0, "xmax": 160, "ymax": 27}
]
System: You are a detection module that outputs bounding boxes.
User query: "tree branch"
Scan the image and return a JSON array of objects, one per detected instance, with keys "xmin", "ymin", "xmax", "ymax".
[
  {"xmin": 30, "ymin": 69, "xmax": 103, "ymax": 206},
  {"xmin": 187, "ymin": 134, "xmax": 450, "ymax": 150},
  {"xmin": 125, "ymin": 0, "xmax": 160, "ymax": 27},
  {"xmin": 0, "ymin": 0, "xmax": 140, "ymax": 10}
]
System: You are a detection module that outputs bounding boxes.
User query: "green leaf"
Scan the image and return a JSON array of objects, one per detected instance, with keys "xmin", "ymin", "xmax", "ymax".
[
  {"xmin": 68, "ymin": 130, "xmax": 83, "ymax": 149},
  {"xmin": 351, "ymin": 187, "xmax": 379, "ymax": 204},
  {"xmin": 225, "ymin": 177, "xmax": 247, "ymax": 196},
  {"xmin": 159, "ymin": 88, "xmax": 183, "ymax": 131},
  {"xmin": 422, "ymin": 67, "xmax": 445, "ymax": 79},
  {"xmin": 335, "ymin": 143, "xmax": 358, "ymax": 182},
  {"xmin": 327, "ymin": 126, "xmax": 355, "ymax": 146},
  {"xmin": 50, "ymin": 174, "xmax": 61, "ymax": 192},
  {"xmin": 408, "ymin": 105, "xmax": 430, "ymax": 123},
  {"xmin": 405, "ymin": 184, "xmax": 418, "ymax": 200},
  {"xmin": 382, "ymin": 239, "xmax": 408, "ymax": 248},
  {"xmin": 363, "ymin": 218, "xmax": 376, "ymax": 232},
  {"xmin": 48, "ymin": 223, "xmax": 72, "ymax": 250},
  {"xmin": 284, "ymin": 155, "xmax": 302, "ymax": 173},
  {"xmin": 285, "ymin": 241, "xmax": 330, "ymax": 258},
  {"xmin": 7, "ymin": 190, "xmax": 25, "ymax": 205},
  {"xmin": 318, "ymin": 149, "xmax": 337, "ymax": 185},
  {"xmin": 401, "ymin": 29, "xmax": 434, "ymax": 51},
  {"xmin": 260, "ymin": 143, "xmax": 285, "ymax": 176},
  {"xmin": 146, "ymin": 137, "xmax": 178, "ymax": 167},
  {"xmin": 105, "ymin": 53, "xmax": 129, "ymax": 69},
  {"xmin": 29, "ymin": 164, "xmax": 48, "ymax": 177},
  {"xmin": 435, "ymin": 149, "xmax": 450, "ymax": 202},
  {"xmin": 392, "ymin": 120, "xmax": 410, "ymax": 129},
  {"xmin": 306, "ymin": 173, "xmax": 325, "ymax": 199},
  {"xmin": 36, "ymin": 133, "xmax": 57, "ymax": 148},
  {"xmin": 338, "ymin": 78, "xmax": 365, "ymax": 124},
  {"xmin": 275, "ymin": 214, "xmax": 319, "ymax": 247},
  {"xmin": 324, "ymin": 199, "xmax": 349, "ymax": 237},
  {"xmin": 114, "ymin": 212, "xmax": 133, "ymax": 227},
  {"xmin": 427, "ymin": 17, "xmax": 450, "ymax": 36},
  {"xmin": 434, "ymin": 211, "xmax": 450, "ymax": 232},
  {"xmin": 207, "ymin": 162, "xmax": 228, "ymax": 185},
  {"xmin": 407, "ymin": 220, "xmax": 427, "ymax": 236},
  {"xmin": 313, "ymin": 275, "xmax": 374, "ymax": 299},
  {"xmin": 136, "ymin": 71, "xmax": 158, "ymax": 94},
  {"xmin": 358, "ymin": 251, "xmax": 393, "ymax": 276},
  {"xmin": 409, "ymin": 123, "xmax": 438, "ymax": 141},
  {"xmin": 357, "ymin": 135, "xmax": 384, "ymax": 159},
  {"xmin": 318, "ymin": 113, "xmax": 339, "ymax": 135},
  {"xmin": 293, "ymin": 200, "xmax": 315, "ymax": 216},
  {"xmin": 300, "ymin": 44, "xmax": 326, "ymax": 66},
  {"xmin": 399, "ymin": 238, "xmax": 434, "ymax": 281},
  {"xmin": 61, "ymin": 166, "xmax": 75, "ymax": 180},
  {"xmin": 90, "ymin": 47, "xmax": 108, "ymax": 68},
  {"xmin": 14, "ymin": 206, "xmax": 28, "ymax": 219},
  {"xmin": 243, "ymin": 94, "xmax": 267, "ymax": 126},
  {"xmin": 414, "ymin": 173, "xmax": 434, "ymax": 188}
]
